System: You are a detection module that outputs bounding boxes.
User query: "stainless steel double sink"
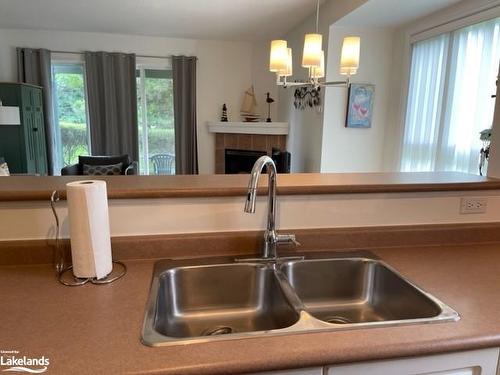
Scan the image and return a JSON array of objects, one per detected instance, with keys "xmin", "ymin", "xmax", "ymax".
[{"xmin": 142, "ymin": 255, "xmax": 459, "ymax": 346}]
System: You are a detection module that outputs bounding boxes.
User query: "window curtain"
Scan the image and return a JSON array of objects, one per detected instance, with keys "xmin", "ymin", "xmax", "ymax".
[
  {"xmin": 401, "ymin": 18, "xmax": 500, "ymax": 174},
  {"xmin": 17, "ymin": 48, "xmax": 56, "ymax": 175},
  {"xmin": 401, "ymin": 35, "xmax": 449, "ymax": 172},
  {"xmin": 172, "ymin": 56, "xmax": 198, "ymax": 174},
  {"xmin": 84, "ymin": 52, "xmax": 138, "ymax": 161},
  {"xmin": 440, "ymin": 18, "xmax": 500, "ymax": 173}
]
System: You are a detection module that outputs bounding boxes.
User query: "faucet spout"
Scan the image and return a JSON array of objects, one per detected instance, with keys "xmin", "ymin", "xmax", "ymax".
[
  {"xmin": 244, "ymin": 156, "xmax": 298, "ymax": 259},
  {"xmin": 244, "ymin": 188, "xmax": 257, "ymax": 213}
]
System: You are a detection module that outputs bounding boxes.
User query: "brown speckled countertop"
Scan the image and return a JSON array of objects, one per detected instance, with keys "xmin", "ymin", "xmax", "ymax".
[{"xmin": 1, "ymin": 244, "xmax": 500, "ymax": 374}]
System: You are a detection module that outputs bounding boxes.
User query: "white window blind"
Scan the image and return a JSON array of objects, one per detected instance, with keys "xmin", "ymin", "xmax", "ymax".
[{"xmin": 401, "ymin": 17, "xmax": 500, "ymax": 174}]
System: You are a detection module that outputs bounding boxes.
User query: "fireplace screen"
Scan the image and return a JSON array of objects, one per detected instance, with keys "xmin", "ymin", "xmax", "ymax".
[{"xmin": 224, "ymin": 149, "xmax": 267, "ymax": 174}]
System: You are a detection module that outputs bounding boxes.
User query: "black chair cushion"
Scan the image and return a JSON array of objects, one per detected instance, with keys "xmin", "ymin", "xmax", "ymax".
[
  {"xmin": 83, "ymin": 162, "xmax": 123, "ymax": 176},
  {"xmin": 79, "ymin": 155, "xmax": 131, "ymax": 174}
]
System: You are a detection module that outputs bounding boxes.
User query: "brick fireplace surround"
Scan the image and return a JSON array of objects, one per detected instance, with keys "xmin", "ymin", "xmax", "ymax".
[{"xmin": 215, "ymin": 133, "xmax": 287, "ymax": 174}]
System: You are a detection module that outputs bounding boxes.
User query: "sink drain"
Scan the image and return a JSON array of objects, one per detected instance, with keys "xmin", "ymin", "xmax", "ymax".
[
  {"xmin": 324, "ymin": 316, "xmax": 352, "ymax": 324},
  {"xmin": 201, "ymin": 326, "xmax": 235, "ymax": 336}
]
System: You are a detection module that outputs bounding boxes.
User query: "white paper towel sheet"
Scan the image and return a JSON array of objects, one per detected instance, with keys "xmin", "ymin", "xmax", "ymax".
[{"xmin": 66, "ymin": 180, "xmax": 113, "ymax": 279}]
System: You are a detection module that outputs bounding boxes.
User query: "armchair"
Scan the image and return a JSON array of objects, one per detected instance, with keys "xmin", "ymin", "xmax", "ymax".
[{"xmin": 61, "ymin": 155, "xmax": 137, "ymax": 175}]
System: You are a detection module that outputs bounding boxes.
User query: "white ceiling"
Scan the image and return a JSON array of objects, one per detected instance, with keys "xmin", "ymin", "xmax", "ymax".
[
  {"xmin": 0, "ymin": 0, "xmax": 466, "ymax": 41},
  {"xmin": 0, "ymin": 0, "xmax": 324, "ymax": 41},
  {"xmin": 335, "ymin": 0, "xmax": 463, "ymax": 28}
]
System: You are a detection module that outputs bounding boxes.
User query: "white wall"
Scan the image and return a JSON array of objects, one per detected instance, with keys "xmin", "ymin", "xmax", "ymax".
[
  {"xmin": 381, "ymin": 30, "xmax": 408, "ymax": 171},
  {"xmin": 1, "ymin": 189, "xmax": 500, "ymax": 240},
  {"xmin": 251, "ymin": 41, "xmax": 279, "ymax": 122},
  {"xmin": 0, "ymin": 28, "xmax": 255, "ymax": 174},
  {"xmin": 321, "ymin": 26, "xmax": 395, "ymax": 172},
  {"xmin": 279, "ymin": 87, "xmax": 324, "ymax": 172},
  {"xmin": 277, "ymin": 0, "xmax": 369, "ymax": 173},
  {"xmin": 194, "ymin": 39, "xmax": 253, "ymax": 174}
]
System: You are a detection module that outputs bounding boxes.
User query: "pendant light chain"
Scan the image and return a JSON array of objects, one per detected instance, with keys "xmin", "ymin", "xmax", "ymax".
[{"xmin": 315, "ymin": 0, "xmax": 320, "ymax": 34}]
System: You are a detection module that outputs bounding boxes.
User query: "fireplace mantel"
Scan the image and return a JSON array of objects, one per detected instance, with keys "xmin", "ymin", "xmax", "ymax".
[{"xmin": 207, "ymin": 121, "xmax": 289, "ymax": 135}]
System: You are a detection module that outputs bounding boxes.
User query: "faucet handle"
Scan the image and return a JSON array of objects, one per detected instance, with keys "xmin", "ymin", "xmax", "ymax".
[
  {"xmin": 276, "ymin": 234, "xmax": 301, "ymax": 247},
  {"xmin": 291, "ymin": 237, "xmax": 301, "ymax": 247}
]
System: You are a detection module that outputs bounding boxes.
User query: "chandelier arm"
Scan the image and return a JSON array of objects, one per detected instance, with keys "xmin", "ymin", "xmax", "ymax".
[
  {"xmin": 276, "ymin": 79, "xmax": 350, "ymax": 88},
  {"xmin": 321, "ymin": 80, "xmax": 350, "ymax": 87}
]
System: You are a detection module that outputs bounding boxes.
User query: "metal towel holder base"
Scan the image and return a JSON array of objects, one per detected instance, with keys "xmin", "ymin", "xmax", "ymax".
[{"xmin": 51, "ymin": 190, "xmax": 126, "ymax": 287}]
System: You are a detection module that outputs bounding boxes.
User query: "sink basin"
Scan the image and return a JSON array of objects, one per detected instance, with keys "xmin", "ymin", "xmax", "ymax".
[
  {"xmin": 279, "ymin": 258, "xmax": 442, "ymax": 324},
  {"xmin": 142, "ymin": 256, "xmax": 459, "ymax": 346},
  {"xmin": 145, "ymin": 262, "xmax": 299, "ymax": 342}
]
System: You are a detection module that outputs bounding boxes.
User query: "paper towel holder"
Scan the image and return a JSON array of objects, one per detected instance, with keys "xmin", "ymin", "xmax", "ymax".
[{"xmin": 51, "ymin": 190, "xmax": 127, "ymax": 287}]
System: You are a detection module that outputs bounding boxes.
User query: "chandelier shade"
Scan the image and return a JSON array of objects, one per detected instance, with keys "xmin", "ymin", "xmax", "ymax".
[
  {"xmin": 311, "ymin": 50, "xmax": 325, "ymax": 79},
  {"xmin": 281, "ymin": 48, "xmax": 293, "ymax": 77},
  {"xmin": 340, "ymin": 36, "xmax": 361, "ymax": 76},
  {"xmin": 269, "ymin": 40, "xmax": 288, "ymax": 72},
  {"xmin": 302, "ymin": 33, "xmax": 323, "ymax": 68}
]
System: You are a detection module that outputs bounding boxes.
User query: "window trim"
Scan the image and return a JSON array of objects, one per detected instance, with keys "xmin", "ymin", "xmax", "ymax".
[{"xmin": 409, "ymin": 3, "xmax": 500, "ymax": 43}]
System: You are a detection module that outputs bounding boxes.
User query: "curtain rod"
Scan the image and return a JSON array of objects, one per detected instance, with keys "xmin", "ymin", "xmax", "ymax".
[
  {"xmin": 410, "ymin": 3, "xmax": 500, "ymax": 39},
  {"xmin": 50, "ymin": 50, "xmax": 171, "ymax": 59}
]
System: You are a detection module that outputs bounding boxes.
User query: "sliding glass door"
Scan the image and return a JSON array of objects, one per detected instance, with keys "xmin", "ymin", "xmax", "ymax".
[
  {"xmin": 51, "ymin": 63, "xmax": 91, "ymax": 174},
  {"xmin": 51, "ymin": 60, "xmax": 175, "ymax": 175},
  {"xmin": 136, "ymin": 67, "xmax": 175, "ymax": 175}
]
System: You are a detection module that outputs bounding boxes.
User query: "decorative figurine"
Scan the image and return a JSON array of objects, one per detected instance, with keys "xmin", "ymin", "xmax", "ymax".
[
  {"xmin": 479, "ymin": 128, "xmax": 492, "ymax": 176},
  {"xmin": 293, "ymin": 86, "xmax": 321, "ymax": 110},
  {"xmin": 266, "ymin": 92, "xmax": 275, "ymax": 123},
  {"xmin": 240, "ymin": 86, "xmax": 260, "ymax": 122},
  {"xmin": 221, "ymin": 103, "xmax": 228, "ymax": 122},
  {"xmin": 0, "ymin": 157, "xmax": 10, "ymax": 176}
]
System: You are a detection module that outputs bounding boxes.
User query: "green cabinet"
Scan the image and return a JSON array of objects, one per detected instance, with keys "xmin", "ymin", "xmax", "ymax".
[{"xmin": 0, "ymin": 83, "xmax": 48, "ymax": 175}]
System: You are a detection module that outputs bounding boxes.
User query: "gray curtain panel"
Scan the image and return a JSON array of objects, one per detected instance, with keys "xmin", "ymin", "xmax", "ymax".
[
  {"xmin": 17, "ymin": 48, "xmax": 55, "ymax": 175},
  {"xmin": 84, "ymin": 52, "xmax": 138, "ymax": 161},
  {"xmin": 172, "ymin": 56, "xmax": 198, "ymax": 174}
]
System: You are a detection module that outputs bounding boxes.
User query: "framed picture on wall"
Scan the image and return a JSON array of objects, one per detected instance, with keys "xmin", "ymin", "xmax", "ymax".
[{"xmin": 345, "ymin": 83, "xmax": 375, "ymax": 128}]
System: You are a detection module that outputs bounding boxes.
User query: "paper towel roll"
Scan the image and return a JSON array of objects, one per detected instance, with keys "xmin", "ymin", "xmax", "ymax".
[{"xmin": 66, "ymin": 180, "xmax": 113, "ymax": 279}]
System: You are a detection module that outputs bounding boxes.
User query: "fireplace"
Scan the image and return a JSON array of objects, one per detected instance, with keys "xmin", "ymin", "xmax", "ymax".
[
  {"xmin": 214, "ymin": 133, "xmax": 287, "ymax": 174},
  {"xmin": 225, "ymin": 149, "xmax": 267, "ymax": 174},
  {"xmin": 224, "ymin": 148, "xmax": 291, "ymax": 174}
]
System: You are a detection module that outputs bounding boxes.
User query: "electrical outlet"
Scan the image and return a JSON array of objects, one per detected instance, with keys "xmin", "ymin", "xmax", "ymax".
[{"xmin": 460, "ymin": 198, "xmax": 488, "ymax": 214}]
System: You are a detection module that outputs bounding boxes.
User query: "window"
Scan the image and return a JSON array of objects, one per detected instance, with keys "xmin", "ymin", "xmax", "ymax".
[
  {"xmin": 401, "ymin": 17, "xmax": 500, "ymax": 174},
  {"xmin": 51, "ymin": 63, "xmax": 90, "ymax": 173},
  {"xmin": 136, "ymin": 67, "xmax": 175, "ymax": 175}
]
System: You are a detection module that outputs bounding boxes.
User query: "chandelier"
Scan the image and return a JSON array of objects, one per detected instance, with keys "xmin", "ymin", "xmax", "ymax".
[{"xmin": 269, "ymin": 0, "xmax": 360, "ymax": 87}]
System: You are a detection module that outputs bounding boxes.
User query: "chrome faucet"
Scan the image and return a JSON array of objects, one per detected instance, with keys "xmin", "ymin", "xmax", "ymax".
[{"xmin": 244, "ymin": 156, "xmax": 299, "ymax": 259}]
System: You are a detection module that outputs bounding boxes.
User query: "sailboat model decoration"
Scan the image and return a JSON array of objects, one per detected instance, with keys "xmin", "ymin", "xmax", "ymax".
[{"xmin": 240, "ymin": 86, "xmax": 261, "ymax": 122}]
